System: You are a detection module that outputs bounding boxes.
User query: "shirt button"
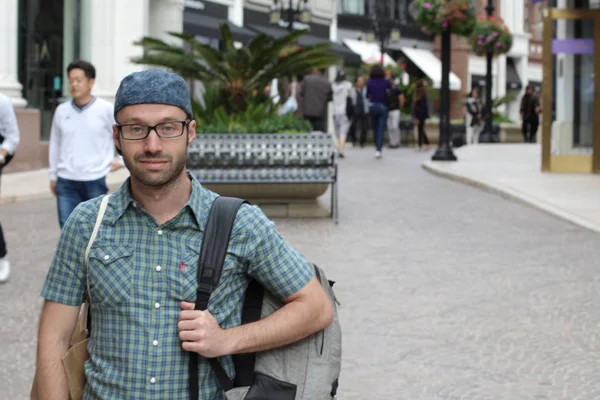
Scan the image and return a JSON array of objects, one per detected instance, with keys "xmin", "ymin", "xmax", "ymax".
[
  {"xmin": 156, "ymin": 265, "xmax": 162, "ymax": 272},
  {"xmin": 103, "ymin": 255, "xmax": 109, "ymax": 260},
  {"xmin": 150, "ymin": 377, "xmax": 156, "ymax": 384},
  {"xmin": 154, "ymin": 302, "xmax": 160, "ymax": 309},
  {"xmin": 157, "ymin": 229, "xmax": 163, "ymax": 235},
  {"xmin": 153, "ymin": 340, "xmax": 158, "ymax": 346}
]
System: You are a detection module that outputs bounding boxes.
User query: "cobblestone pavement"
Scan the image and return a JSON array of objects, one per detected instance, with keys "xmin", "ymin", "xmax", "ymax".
[{"xmin": 1, "ymin": 146, "xmax": 599, "ymax": 400}]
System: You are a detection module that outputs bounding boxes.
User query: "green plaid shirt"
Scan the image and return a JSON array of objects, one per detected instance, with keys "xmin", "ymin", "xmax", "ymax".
[{"xmin": 41, "ymin": 174, "xmax": 314, "ymax": 400}]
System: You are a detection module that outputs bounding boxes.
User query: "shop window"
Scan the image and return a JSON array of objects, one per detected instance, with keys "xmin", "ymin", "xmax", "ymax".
[{"xmin": 341, "ymin": 0, "xmax": 366, "ymax": 15}]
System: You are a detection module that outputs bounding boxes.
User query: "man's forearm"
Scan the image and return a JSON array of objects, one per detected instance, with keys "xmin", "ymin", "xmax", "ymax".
[
  {"xmin": 36, "ymin": 337, "xmax": 70, "ymax": 400},
  {"xmin": 225, "ymin": 297, "xmax": 331, "ymax": 355}
]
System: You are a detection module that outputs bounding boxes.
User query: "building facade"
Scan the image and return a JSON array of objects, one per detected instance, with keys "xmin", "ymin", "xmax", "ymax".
[
  {"xmin": 541, "ymin": 0, "xmax": 600, "ymax": 174},
  {"xmin": 439, "ymin": 0, "xmax": 544, "ymax": 122},
  {"xmin": 1, "ymin": 0, "xmax": 186, "ymax": 171},
  {"xmin": 1, "ymin": 0, "xmax": 340, "ymax": 172}
]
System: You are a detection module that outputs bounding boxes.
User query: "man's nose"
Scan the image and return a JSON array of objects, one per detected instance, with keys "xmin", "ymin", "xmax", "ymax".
[{"xmin": 143, "ymin": 129, "xmax": 163, "ymax": 153}]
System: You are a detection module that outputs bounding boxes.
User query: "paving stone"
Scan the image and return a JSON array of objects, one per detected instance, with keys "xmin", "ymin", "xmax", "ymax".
[{"xmin": 1, "ymin": 146, "xmax": 599, "ymax": 399}]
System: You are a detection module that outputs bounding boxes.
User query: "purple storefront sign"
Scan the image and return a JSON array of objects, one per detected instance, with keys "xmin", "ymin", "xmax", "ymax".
[{"xmin": 552, "ymin": 39, "xmax": 595, "ymax": 54}]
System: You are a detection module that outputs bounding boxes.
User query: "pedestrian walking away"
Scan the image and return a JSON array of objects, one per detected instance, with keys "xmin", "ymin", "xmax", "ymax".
[
  {"xmin": 34, "ymin": 68, "xmax": 335, "ymax": 399},
  {"xmin": 413, "ymin": 82, "xmax": 431, "ymax": 151},
  {"xmin": 0, "ymin": 92, "xmax": 20, "ymax": 283},
  {"xmin": 348, "ymin": 75, "xmax": 369, "ymax": 147},
  {"xmin": 520, "ymin": 85, "xmax": 541, "ymax": 143},
  {"xmin": 465, "ymin": 88, "xmax": 484, "ymax": 145},
  {"xmin": 299, "ymin": 67, "xmax": 332, "ymax": 132},
  {"xmin": 367, "ymin": 64, "xmax": 392, "ymax": 159},
  {"xmin": 48, "ymin": 60, "xmax": 124, "ymax": 229},
  {"xmin": 332, "ymin": 70, "xmax": 353, "ymax": 158}
]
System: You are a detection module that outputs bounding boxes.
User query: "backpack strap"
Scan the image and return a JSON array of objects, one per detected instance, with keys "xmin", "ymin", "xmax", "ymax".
[
  {"xmin": 189, "ymin": 196, "xmax": 247, "ymax": 400},
  {"xmin": 232, "ymin": 279, "xmax": 264, "ymax": 387}
]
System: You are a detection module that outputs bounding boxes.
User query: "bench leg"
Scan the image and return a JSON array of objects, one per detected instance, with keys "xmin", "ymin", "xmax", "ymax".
[{"xmin": 332, "ymin": 180, "xmax": 339, "ymax": 224}]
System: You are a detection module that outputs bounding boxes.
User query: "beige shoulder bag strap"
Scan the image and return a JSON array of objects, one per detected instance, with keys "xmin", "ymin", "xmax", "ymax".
[{"xmin": 85, "ymin": 194, "xmax": 111, "ymax": 299}]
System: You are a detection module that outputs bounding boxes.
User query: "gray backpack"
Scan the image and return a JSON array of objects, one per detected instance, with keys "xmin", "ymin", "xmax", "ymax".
[{"xmin": 189, "ymin": 197, "xmax": 342, "ymax": 400}]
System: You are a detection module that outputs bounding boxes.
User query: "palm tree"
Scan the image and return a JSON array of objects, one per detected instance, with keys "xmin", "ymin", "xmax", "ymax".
[{"xmin": 132, "ymin": 24, "xmax": 340, "ymax": 112}]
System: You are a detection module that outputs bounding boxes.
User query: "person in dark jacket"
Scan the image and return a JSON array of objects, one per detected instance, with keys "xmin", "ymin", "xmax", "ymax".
[
  {"xmin": 520, "ymin": 85, "xmax": 541, "ymax": 143},
  {"xmin": 299, "ymin": 68, "xmax": 332, "ymax": 132},
  {"xmin": 413, "ymin": 82, "xmax": 431, "ymax": 151},
  {"xmin": 348, "ymin": 75, "xmax": 369, "ymax": 147},
  {"xmin": 366, "ymin": 64, "xmax": 392, "ymax": 159}
]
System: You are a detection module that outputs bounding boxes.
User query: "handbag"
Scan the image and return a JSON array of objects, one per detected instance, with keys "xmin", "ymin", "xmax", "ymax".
[
  {"xmin": 30, "ymin": 194, "xmax": 112, "ymax": 400},
  {"xmin": 345, "ymin": 96, "xmax": 354, "ymax": 119}
]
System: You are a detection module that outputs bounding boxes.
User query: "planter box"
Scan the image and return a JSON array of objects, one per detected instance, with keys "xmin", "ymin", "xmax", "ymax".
[
  {"xmin": 499, "ymin": 123, "xmax": 522, "ymax": 143},
  {"xmin": 187, "ymin": 132, "xmax": 337, "ymax": 219}
]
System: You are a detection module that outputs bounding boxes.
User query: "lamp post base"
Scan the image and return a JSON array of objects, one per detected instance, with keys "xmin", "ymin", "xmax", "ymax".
[{"xmin": 431, "ymin": 144, "xmax": 458, "ymax": 161}]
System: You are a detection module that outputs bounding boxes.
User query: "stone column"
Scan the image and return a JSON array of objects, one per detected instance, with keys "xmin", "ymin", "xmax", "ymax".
[
  {"xmin": 149, "ymin": 0, "xmax": 184, "ymax": 46},
  {"xmin": 229, "ymin": 0, "xmax": 244, "ymax": 26},
  {"xmin": 80, "ymin": 0, "xmax": 149, "ymax": 103},
  {"xmin": 0, "ymin": 0, "xmax": 27, "ymax": 107}
]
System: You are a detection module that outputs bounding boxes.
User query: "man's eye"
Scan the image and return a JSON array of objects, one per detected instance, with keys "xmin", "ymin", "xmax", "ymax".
[{"xmin": 130, "ymin": 126, "xmax": 145, "ymax": 133}]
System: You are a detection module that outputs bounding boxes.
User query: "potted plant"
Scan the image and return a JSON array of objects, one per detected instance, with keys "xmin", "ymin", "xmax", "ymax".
[
  {"xmin": 470, "ymin": 15, "xmax": 513, "ymax": 57},
  {"xmin": 131, "ymin": 25, "xmax": 340, "ymax": 214},
  {"xmin": 410, "ymin": 0, "xmax": 478, "ymax": 37}
]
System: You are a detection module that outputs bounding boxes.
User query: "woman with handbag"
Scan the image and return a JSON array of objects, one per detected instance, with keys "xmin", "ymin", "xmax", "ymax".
[
  {"xmin": 465, "ymin": 88, "xmax": 484, "ymax": 145},
  {"xmin": 0, "ymin": 92, "xmax": 20, "ymax": 283}
]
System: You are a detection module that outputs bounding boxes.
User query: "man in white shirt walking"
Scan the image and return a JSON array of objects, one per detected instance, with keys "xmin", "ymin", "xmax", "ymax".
[
  {"xmin": 49, "ymin": 60, "xmax": 123, "ymax": 228},
  {"xmin": 0, "ymin": 92, "xmax": 20, "ymax": 282}
]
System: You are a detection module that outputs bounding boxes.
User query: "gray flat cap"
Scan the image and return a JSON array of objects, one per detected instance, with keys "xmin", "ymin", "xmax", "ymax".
[{"xmin": 114, "ymin": 69, "xmax": 192, "ymax": 118}]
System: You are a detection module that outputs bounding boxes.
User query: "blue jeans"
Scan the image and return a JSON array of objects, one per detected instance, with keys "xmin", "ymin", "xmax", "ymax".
[
  {"xmin": 55, "ymin": 177, "xmax": 108, "ymax": 228},
  {"xmin": 369, "ymin": 103, "xmax": 388, "ymax": 152}
]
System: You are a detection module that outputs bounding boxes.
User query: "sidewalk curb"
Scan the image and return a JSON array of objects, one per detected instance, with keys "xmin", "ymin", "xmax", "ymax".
[
  {"xmin": 0, "ymin": 181, "xmax": 126, "ymax": 206},
  {"xmin": 422, "ymin": 161, "xmax": 600, "ymax": 235}
]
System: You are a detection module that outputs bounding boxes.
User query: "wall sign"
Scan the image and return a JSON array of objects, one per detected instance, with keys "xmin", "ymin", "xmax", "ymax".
[{"xmin": 552, "ymin": 39, "xmax": 594, "ymax": 55}]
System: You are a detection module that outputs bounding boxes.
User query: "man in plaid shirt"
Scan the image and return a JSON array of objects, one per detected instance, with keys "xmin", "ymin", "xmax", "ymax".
[{"xmin": 35, "ymin": 69, "xmax": 334, "ymax": 399}]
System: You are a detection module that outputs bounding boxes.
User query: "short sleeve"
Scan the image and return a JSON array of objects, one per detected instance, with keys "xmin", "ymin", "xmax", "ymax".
[
  {"xmin": 236, "ymin": 205, "xmax": 314, "ymax": 299},
  {"xmin": 40, "ymin": 204, "xmax": 91, "ymax": 306}
]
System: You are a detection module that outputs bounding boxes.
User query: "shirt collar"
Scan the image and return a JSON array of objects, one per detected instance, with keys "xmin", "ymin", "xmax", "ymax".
[{"xmin": 104, "ymin": 172, "xmax": 212, "ymax": 230}]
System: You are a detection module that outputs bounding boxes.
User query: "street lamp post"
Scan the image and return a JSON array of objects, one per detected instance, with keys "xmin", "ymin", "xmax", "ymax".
[
  {"xmin": 431, "ymin": 27, "xmax": 457, "ymax": 161},
  {"xmin": 479, "ymin": 0, "xmax": 497, "ymax": 143},
  {"xmin": 367, "ymin": 1, "xmax": 400, "ymax": 65},
  {"xmin": 270, "ymin": 0, "xmax": 312, "ymax": 32}
]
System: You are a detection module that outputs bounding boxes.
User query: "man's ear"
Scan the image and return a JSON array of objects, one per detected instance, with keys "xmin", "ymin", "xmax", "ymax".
[
  {"xmin": 113, "ymin": 125, "xmax": 122, "ymax": 155},
  {"xmin": 187, "ymin": 119, "xmax": 197, "ymax": 144}
]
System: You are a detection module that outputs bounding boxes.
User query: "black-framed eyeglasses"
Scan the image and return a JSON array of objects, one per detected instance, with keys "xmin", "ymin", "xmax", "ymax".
[{"xmin": 116, "ymin": 120, "xmax": 190, "ymax": 140}]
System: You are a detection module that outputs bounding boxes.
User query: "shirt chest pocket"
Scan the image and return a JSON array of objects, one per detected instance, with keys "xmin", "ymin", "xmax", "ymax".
[
  {"xmin": 87, "ymin": 245, "xmax": 134, "ymax": 308},
  {"xmin": 167, "ymin": 253, "xmax": 238, "ymax": 303},
  {"xmin": 167, "ymin": 253, "xmax": 200, "ymax": 303}
]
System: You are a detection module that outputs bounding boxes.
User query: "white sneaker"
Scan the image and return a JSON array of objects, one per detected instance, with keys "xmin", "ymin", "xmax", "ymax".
[
  {"xmin": 0, "ymin": 257, "xmax": 10, "ymax": 283},
  {"xmin": 375, "ymin": 151, "xmax": 382, "ymax": 159}
]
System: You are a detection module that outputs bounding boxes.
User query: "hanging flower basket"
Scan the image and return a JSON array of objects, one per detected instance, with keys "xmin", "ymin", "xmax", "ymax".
[
  {"xmin": 410, "ymin": 0, "xmax": 477, "ymax": 37},
  {"xmin": 359, "ymin": 62, "xmax": 404, "ymax": 78},
  {"xmin": 470, "ymin": 16, "xmax": 513, "ymax": 56}
]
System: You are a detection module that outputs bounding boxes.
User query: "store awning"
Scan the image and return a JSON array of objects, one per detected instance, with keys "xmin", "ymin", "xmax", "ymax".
[
  {"xmin": 506, "ymin": 58, "xmax": 522, "ymax": 90},
  {"xmin": 184, "ymin": 13, "xmax": 257, "ymax": 43},
  {"xmin": 343, "ymin": 39, "xmax": 396, "ymax": 65},
  {"xmin": 400, "ymin": 47, "xmax": 462, "ymax": 91},
  {"xmin": 248, "ymin": 25, "xmax": 362, "ymax": 65}
]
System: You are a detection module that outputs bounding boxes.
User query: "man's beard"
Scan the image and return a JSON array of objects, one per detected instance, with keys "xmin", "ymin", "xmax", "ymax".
[{"xmin": 125, "ymin": 149, "xmax": 187, "ymax": 189}]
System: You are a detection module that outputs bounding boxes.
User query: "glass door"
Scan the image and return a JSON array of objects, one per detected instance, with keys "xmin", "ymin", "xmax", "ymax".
[{"xmin": 542, "ymin": 8, "xmax": 600, "ymax": 173}]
